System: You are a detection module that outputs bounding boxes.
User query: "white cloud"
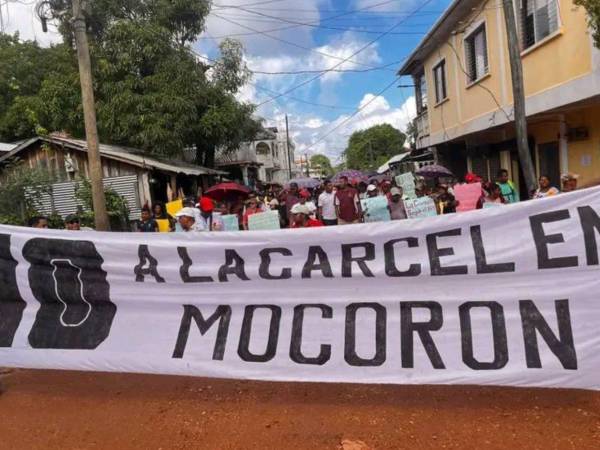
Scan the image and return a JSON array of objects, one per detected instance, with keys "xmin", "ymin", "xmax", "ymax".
[
  {"xmin": 2, "ymin": 2, "xmax": 62, "ymax": 46},
  {"xmin": 262, "ymin": 94, "xmax": 417, "ymax": 164},
  {"xmin": 352, "ymin": 0, "xmax": 419, "ymax": 13}
]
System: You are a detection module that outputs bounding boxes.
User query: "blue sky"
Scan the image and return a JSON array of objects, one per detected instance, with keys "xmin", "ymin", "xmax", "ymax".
[{"xmin": 3, "ymin": 0, "xmax": 452, "ymax": 163}]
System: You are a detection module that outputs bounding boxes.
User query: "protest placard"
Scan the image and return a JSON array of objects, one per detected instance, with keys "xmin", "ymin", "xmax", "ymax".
[
  {"xmin": 404, "ymin": 196, "xmax": 438, "ymax": 219},
  {"xmin": 221, "ymin": 214, "xmax": 240, "ymax": 231},
  {"xmin": 395, "ymin": 172, "xmax": 417, "ymax": 199},
  {"xmin": 166, "ymin": 199, "xmax": 183, "ymax": 218},
  {"xmin": 155, "ymin": 219, "xmax": 171, "ymax": 233},
  {"xmin": 454, "ymin": 183, "xmax": 482, "ymax": 212},
  {"xmin": 361, "ymin": 196, "xmax": 391, "ymax": 223},
  {"xmin": 248, "ymin": 210, "xmax": 281, "ymax": 231}
]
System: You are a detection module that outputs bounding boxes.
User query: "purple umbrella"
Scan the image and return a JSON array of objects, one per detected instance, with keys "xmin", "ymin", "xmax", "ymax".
[
  {"xmin": 368, "ymin": 173, "xmax": 392, "ymax": 184},
  {"xmin": 332, "ymin": 170, "xmax": 369, "ymax": 185},
  {"xmin": 415, "ymin": 164, "xmax": 453, "ymax": 178},
  {"xmin": 285, "ymin": 177, "xmax": 321, "ymax": 189}
]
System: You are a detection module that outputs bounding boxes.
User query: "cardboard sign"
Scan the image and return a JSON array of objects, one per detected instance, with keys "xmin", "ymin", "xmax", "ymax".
[
  {"xmin": 454, "ymin": 183, "xmax": 482, "ymax": 212},
  {"xmin": 360, "ymin": 196, "xmax": 391, "ymax": 223},
  {"xmin": 404, "ymin": 196, "xmax": 438, "ymax": 219},
  {"xmin": 221, "ymin": 214, "xmax": 240, "ymax": 231},
  {"xmin": 248, "ymin": 210, "xmax": 281, "ymax": 231},
  {"xmin": 166, "ymin": 199, "xmax": 183, "ymax": 218},
  {"xmin": 395, "ymin": 172, "xmax": 417, "ymax": 199},
  {"xmin": 483, "ymin": 201, "xmax": 503, "ymax": 209}
]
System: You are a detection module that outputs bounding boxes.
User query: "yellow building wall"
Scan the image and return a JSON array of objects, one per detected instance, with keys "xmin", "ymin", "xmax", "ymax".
[
  {"xmin": 423, "ymin": 0, "xmax": 593, "ymax": 140},
  {"xmin": 565, "ymin": 105, "xmax": 600, "ymax": 184}
]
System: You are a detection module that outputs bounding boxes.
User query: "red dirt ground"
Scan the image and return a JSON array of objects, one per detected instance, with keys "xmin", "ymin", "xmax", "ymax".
[{"xmin": 0, "ymin": 369, "xmax": 599, "ymax": 449}]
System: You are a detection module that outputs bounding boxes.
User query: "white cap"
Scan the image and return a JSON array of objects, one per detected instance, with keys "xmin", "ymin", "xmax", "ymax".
[
  {"xmin": 269, "ymin": 198, "xmax": 280, "ymax": 206},
  {"xmin": 390, "ymin": 187, "xmax": 402, "ymax": 196},
  {"xmin": 367, "ymin": 184, "xmax": 377, "ymax": 192},
  {"xmin": 175, "ymin": 207, "xmax": 197, "ymax": 219},
  {"xmin": 291, "ymin": 203, "xmax": 310, "ymax": 215}
]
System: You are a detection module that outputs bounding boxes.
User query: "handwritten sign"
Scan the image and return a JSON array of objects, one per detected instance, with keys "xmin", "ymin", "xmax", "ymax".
[
  {"xmin": 454, "ymin": 183, "xmax": 482, "ymax": 212},
  {"xmin": 221, "ymin": 214, "xmax": 240, "ymax": 231},
  {"xmin": 166, "ymin": 199, "xmax": 183, "ymax": 218},
  {"xmin": 483, "ymin": 201, "xmax": 503, "ymax": 209},
  {"xmin": 405, "ymin": 197, "xmax": 438, "ymax": 219},
  {"xmin": 395, "ymin": 172, "xmax": 417, "ymax": 199},
  {"xmin": 360, "ymin": 196, "xmax": 391, "ymax": 223},
  {"xmin": 248, "ymin": 211, "xmax": 281, "ymax": 231}
]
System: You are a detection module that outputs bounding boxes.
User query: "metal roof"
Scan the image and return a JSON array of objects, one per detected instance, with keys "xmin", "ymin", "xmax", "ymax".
[{"xmin": 0, "ymin": 136, "xmax": 226, "ymax": 176}]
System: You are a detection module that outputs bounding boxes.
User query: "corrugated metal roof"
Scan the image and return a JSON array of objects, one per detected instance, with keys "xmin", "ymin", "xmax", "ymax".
[{"xmin": 0, "ymin": 136, "xmax": 227, "ymax": 176}]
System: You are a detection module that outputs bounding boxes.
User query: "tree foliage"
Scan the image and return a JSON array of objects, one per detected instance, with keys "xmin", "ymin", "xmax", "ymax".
[
  {"xmin": 310, "ymin": 154, "xmax": 334, "ymax": 177},
  {"xmin": 0, "ymin": 159, "xmax": 55, "ymax": 225},
  {"xmin": 343, "ymin": 124, "xmax": 407, "ymax": 171},
  {"xmin": 575, "ymin": 0, "xmax": 600, "ymax": 48},
  {"xmin": 0, "ymin": 0, "xmax": 261, "ymax": 167}
]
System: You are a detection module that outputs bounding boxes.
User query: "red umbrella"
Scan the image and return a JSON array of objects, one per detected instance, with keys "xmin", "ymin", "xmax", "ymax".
[{"xmin": 204, "ymin": 182, "xmax": 251, "ymax": 201}]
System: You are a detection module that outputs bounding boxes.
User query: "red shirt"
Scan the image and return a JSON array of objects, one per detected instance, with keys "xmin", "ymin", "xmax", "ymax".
[
  {"xmin": 335, "ymin": 187, "xmax": 360, "ymax": 222},
  {"xmin": 291, "ymin": 218, "xmax": 324, "ymax": 228}
]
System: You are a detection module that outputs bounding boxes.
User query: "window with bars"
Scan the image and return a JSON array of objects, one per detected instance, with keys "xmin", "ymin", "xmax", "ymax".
[
  {"xmin": 433, "ymin": 60, "xmax": 447, "ymax": 104},
  {"xmin": 520, "ymin": 0, "xmax": 559, "ymax": 50},
  {"xmin": 465, "ymin": 24, "xmax": 488, "ymax": 83},
  {"xmin": 415, "ymin": 72, "xmax": 428, "ymax": 113}
]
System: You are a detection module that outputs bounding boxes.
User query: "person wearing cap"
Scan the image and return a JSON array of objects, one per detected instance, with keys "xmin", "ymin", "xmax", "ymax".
[
  {"xmin": 196, "ymin": 197, "xmax": 223, "ymax": 231},
  {"xmin": 290, "ymin": 203, "xmax": 323, "ymax": 228},
  {"xmin": 388, "ymin": 187, "xmax": 407, "ymax": 220},
  {"xmin": 175, "ymin": 207, "xmax": 199, "ymax": 232},
  {"xmin": 298, "ymin": 188, "xmax": 317, "ymax": 217},
  {"xmin": 366, "ymin": 184, "xmax": 379, "ymax": 198},
  {"xmin": 380, "ymin": 180, "xmax": 392, "ymax": 199},
  {"xmin": 268, "ymin": 198, "xmax": 280, "ymax": 211},
  {"xmin": 561, "ymin": 173, "xmax": 580, "ymax": 193},
  {"xmin": 317, "ymin": 180, "xmax": 338, "ymax": 226},
  {"xmin": 65, "ymin": 214, "xmax": 82, "ymax": 231}
]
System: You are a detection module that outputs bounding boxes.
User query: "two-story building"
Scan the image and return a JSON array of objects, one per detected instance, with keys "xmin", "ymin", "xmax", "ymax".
[
  {"xmin": 400, "ymin": 0, "xmax": 600, "ymax": 196},
  {"xmin": 216, "ymin": 127, "xmax": 298, "ymax": 187}
]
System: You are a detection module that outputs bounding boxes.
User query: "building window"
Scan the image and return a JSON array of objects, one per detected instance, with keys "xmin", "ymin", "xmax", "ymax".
[
  {"xmin": 256, "ymin": 142, "xmax": 270, "ymax": 155},
  {"xmin": 520, "ymin": 0, "xmax": 559, "ymax": 50},
  {"xmin": 465, "ymin": 24, "xmax": 488, "ymax": 83},
  {"xmin": 415, "ymin": 72, "xmax": 428, "ymax": 113},
  {"xmin": 433, "ymin": 60, "xmax": 447, "ymax": 104}
]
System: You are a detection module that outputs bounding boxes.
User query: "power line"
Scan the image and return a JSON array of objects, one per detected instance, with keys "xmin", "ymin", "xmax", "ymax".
[
  {"xmin": 248, "ymin": 58, "xmax": 407, "ymax": 75},
  {"xmin": 204, "ymin": 0, "xmax": 404, "ymax": 40},
  {"xmin": 254, "ymin": 0, "xmax": 436, "ymax": 107},
  {"xmin": 213, "ymin": 6, "xmax": 430, "ymax": 36}
]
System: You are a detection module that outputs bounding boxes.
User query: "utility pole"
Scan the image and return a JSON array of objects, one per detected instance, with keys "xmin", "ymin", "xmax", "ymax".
[
  {"xmin": 72, "ymin": 0, "xmax": 110, "ymax": 230},
  {"xmin": 304, "ymin": 153, "xmax": 310, "ymax": 177},
  {"xmin": 285, "ymin": 114, "xmax": 293, "ymax": 181},
  {"xmin": 502, "ymin": 0, "xmax": 537, "ymax": 196}
]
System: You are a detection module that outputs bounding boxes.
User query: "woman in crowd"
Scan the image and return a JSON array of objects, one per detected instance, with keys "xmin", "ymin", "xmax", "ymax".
[
  {"xmin": 533, "ymin": 175, "xmax": 560, "ymax": 199},
  {"xmin": 242, "ymin": 198, "xmax": 261, "ymax": 230},
  {"xmin": 477, "ymin": 183, "xmax": 506, "ymax": 208}
]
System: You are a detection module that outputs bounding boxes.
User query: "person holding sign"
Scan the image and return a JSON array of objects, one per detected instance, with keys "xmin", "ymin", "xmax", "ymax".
[
  {"xmin": 243, "ymin": 198, "xmax": 261, "ymax": 231},
  {"xmin": 289, "ymin": 204, "xmax": 323, "ymax": 228},
  {"xmin": 317, "ymin": 180, "xmax": 338, "ymax": 226},
  {"xmin": 335, "ymin": 176, "xmax": 362, "ymax": 225},
  {"xmin": 388, "ymin": 187, "xmax": 407, "ymax": 220}
]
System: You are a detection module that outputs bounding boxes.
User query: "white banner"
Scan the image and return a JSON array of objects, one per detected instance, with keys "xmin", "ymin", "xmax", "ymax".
[{"xmin": 1, "ymin": 187, "xmax": 600, "ymax": 390}]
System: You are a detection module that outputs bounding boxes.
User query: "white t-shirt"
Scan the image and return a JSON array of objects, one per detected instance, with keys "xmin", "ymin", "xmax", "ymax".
[{"xmin": 318, "ymin": 191, "xmax": 337, "ymax": 220}]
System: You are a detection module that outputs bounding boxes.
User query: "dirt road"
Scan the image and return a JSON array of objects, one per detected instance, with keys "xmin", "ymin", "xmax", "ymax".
[{"xmin": 0, "ymin": 370, "xmax": 598, "ymax": 449}]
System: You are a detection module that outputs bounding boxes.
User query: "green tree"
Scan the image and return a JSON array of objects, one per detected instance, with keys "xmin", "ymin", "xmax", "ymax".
[
  {"xmin": 0, "ymin": 159, "xmax": 55, "ymax": 225},
  {"xmin": 575, "ymin": 1, "xmax": 600, "ymax": 48},
  {"xmin": 310, "ymin": 154, "xmax": 334, "ymax": 177},
  {"xmin": 0, "ymin": 0, "xmax": 260, "ymax": 167},
  {"xmin": 343, "ymin": 124, "xmax": 407, "ymax": 171}
]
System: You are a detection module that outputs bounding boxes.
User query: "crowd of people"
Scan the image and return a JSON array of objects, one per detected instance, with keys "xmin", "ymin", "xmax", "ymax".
[{"xmin": 25, "ymin": 169, "xmax": 582, "ymax": 232}]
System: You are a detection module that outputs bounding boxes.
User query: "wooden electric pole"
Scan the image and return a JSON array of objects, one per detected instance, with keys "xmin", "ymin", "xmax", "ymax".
[
  {"xmin": 72, "ymin": 0, "xmax": 110, "ymax": 230},
  {"xmin": 502, "ymin": 0, "xmax": 537, "ymax": 196}
]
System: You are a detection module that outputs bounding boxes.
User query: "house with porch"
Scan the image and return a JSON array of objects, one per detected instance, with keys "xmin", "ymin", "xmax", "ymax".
[
  {"xmin": 399, "ymin": 0, "xmax": 600, "ymax": 197},
  {"xmin": 0, "ymin": 136, "xmax": 225, "ymax": 220}
]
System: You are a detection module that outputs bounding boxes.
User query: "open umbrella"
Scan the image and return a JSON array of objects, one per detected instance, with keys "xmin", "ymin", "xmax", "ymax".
[
  {"xmin": 368, "ymin": 173, "xmax": 392, "ymax": 184},
  {"xmin": 332, "ymin": 170, "xmax": 369, "ymax": 185},
  {"xmin": 204, "ymin": 182, "xmax": 251, "ymax": 201},
  {"xmin": 415, "ymin": 164, "xmax": 453, "ymax": 178},
  {"xmin": 285, "ymin": 177, "xmax": 321, "ymax": 189}
]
